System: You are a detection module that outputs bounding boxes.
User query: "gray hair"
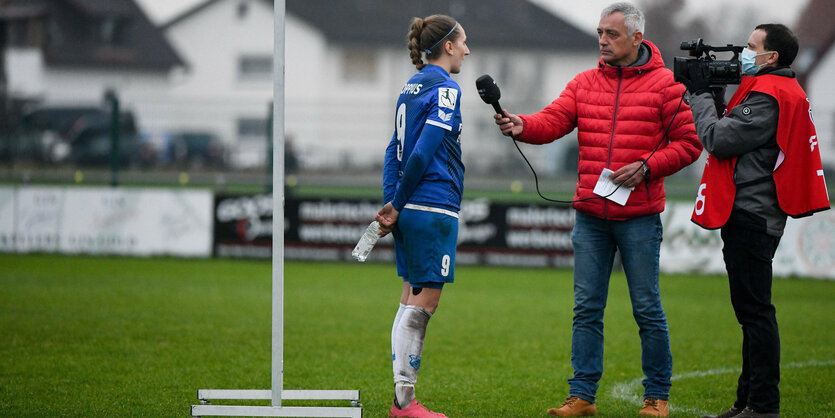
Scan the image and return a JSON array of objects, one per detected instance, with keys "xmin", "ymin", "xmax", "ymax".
[{"xmin": 601, "ymin": 2, "xmax": 645, "ymax": 35}]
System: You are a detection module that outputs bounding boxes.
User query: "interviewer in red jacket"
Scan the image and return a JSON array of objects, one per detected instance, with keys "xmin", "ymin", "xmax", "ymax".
[{"xmin": 493, "ymin": 2, "xmax": 701, "ymax": 417}]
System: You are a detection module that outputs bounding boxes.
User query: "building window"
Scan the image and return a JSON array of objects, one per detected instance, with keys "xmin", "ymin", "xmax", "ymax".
[
  {"xmin": 238, "ymin": 55, "xmax": 272, "ymax": 81},
  {"xmin": 342, "ymin": 50, "xmax": 376, "ymax": 82},
  {"xmin": 235, "ymin": 118, "xmax": 270, "ymax": 168},
  {"xmin": 47, "ymin": 18, "xmax": 62, "ymax": 47},
  {"xmin": 102, "ymin": 19, "xmax": 116, "ymax": 43},
  {"xmin": 7, "ymin": 19, "xmax": 46, "ymax": 47},
  {"xmin": 238, "ymin": 118, "xmax": 268, "ymax": 140},
  {"xmin": 238, "ymin": 1, "xmax": 249, "ymax": 19},
  {"xmin": 99, "ymin": 17, "xmax": 127, "ymax": 45}
]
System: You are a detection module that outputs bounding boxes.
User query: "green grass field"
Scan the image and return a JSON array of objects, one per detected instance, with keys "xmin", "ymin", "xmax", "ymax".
[{"xmin": 1, "ymin": 254, "xmax": 833, "ymax": 417}]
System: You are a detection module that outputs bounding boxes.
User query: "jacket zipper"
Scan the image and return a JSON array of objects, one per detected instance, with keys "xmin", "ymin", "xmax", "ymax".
[{"xmin": 604, "ymin": 67, "xmax": 623, "ymax": 219}]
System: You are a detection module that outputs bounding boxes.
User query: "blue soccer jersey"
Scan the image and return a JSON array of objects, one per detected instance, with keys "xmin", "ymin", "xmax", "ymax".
[{"xmin": 383, "ymin": 64, "xmax": 464, "ymax": 213}]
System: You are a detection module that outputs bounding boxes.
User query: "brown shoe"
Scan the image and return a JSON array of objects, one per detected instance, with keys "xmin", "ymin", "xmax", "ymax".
[
  {"xmin": 547, "ymin": 396, "xmax": 597, "ymax": 416},
  {"xmin": 639, "ymin": 398, "xmax": 669, "ymax": 416}
]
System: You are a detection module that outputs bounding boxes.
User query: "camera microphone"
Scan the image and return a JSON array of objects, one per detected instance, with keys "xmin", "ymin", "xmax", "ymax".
[{"xmin": 476, "ymin": 74, "xmax": 504, "ymax": 116}]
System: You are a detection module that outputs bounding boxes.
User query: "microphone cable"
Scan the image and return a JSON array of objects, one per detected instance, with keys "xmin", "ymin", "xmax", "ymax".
[{"xmin": 508, "ymin": 91, "xmax": 687, "ymax": 204}]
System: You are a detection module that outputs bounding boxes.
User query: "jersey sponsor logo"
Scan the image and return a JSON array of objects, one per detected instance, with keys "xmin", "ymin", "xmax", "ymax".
[
  {"xmin": 438, "ymin": 87, "xmax": 458, "ymax": 109},
  {"xmin": 438, "ymin": 109, "xmax": 452, "ymax": 122},
  {"xmin": 401, "ymin": 83, "xmax": 422, "ymax": 95}
]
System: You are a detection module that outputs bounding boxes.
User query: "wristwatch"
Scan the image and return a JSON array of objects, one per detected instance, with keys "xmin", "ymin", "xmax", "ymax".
[{"xmin": 641, "ymin": 161, "xmax": 650, "ymax": 179}]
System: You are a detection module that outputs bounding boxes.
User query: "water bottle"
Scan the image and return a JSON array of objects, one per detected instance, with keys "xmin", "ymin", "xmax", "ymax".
[{"xmin": 352, "ymin": 221, "xmax": 380, "ymax": 262}]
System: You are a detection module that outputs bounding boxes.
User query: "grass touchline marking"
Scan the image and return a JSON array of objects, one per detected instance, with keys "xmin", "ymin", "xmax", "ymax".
[{"xmin": 610, "ymin": 359, "xmax": 835, "ymax": 415}]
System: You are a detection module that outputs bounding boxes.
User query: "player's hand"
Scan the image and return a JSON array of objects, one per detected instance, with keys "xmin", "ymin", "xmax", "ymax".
[
  {"xmin": 611, "ymin": 161, "xmax": 647, "ymax": 188},
  {"xmin": 375, "ymin": 202, "xmax": 400, "ymax": 237},
  {"xmin": 494, "ymin": 110, "xmax": 524, "ymax": 137}
]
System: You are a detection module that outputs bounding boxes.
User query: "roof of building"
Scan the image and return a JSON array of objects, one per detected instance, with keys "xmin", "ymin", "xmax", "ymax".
[
  {"xmin": 0, "ymin": 0, "xmax": 185, "ymax": 71},
  {"xmin": 164, "ymin": 0, "xmax": 597, "ymax": 51},
  {"xmin": 64, "ymin": 0, "xmax": 137, "ymax": 16},
  {"xmin": 793, "ymin": 0, "xmax": 835, "ymax": 85}
]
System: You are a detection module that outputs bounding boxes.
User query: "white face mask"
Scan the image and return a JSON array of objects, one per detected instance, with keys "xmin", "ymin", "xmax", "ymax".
[{"xmin": 740, "ymin": 47, "xmax": 773, "ymax": 76}]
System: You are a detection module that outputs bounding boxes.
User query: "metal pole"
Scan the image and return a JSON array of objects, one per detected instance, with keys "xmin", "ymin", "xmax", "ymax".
[
  {"xmin": 107, "ymin": 90, "xmax": 120, "ymax": 187},
  {"xmin": 267, "ymin": 102, "xmax": 274, "ymax": 193},
  {"xmin": 271, "ymin": 0, "xmax": 285, "ymax": 408},
  {"xmin": 191, "ymin": 1, "xmax": 360, "ymax": 414}
]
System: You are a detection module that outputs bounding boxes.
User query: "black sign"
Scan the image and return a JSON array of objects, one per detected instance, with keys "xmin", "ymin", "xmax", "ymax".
[{"xmin": 213, "ymin": 195, "xmax": 575, "ymax": 268}]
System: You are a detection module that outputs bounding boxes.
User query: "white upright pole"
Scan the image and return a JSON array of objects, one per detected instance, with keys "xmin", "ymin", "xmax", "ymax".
[
  {"xmin": 271, "ymin": 0, "xmax": 286, "ymax": 409},
  {"xmin": 192, "ymin": 2, "xmax": 360, "ymax": 415}
]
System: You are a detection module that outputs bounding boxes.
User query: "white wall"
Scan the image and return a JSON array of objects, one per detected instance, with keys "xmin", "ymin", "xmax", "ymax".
[
  {"xmin": 4, "ymin": 48, "xmax": 45, "ymax": 99},
  {"xmin": 4, "ymin": 46, "xmax": 172, "ymax": 119},
  {"xmin": 283, "ymin": 35, "xmax": 600, "ymax": 172},
  {"xmin": 164, "ymin": 0, "xmax": 275, "ymax": 167},
  {"xmin": 167, "ymin": 0, "xmax": 273, "ymax": 95}
]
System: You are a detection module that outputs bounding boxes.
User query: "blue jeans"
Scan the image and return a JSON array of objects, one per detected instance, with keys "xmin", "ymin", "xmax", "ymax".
[{"xmin": 568, "ymin": 211, "xmax": 672, "ymax": 403}]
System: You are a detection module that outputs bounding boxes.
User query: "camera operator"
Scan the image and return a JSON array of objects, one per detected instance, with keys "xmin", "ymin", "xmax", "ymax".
[{"xmin": 680, "ymin": 24, "xmax": 830, "ymax": 418}]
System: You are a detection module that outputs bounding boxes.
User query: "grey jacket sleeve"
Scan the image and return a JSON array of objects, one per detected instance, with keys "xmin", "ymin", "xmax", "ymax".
[{"xmin": 688, "ymin": 91, "xmax": 779, "ymax": 159}]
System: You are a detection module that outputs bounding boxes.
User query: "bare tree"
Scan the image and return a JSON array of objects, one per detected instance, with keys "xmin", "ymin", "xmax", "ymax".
[{"xmin": 641, "ymin": 0, "xmax": 711, "ymax": 68}]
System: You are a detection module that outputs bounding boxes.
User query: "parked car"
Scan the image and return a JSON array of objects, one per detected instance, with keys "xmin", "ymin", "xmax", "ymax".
[
  {"xmin": 65, "ymin": 110, "xmax": 153, "ymax": 167},
  {"xmin": 17, "ymin": 106, "xmax": 153, "ymax": 167},
  {"xmin": 15, "ymin": 106, "xmax": 101, "ymax": 163},
  {"xmin": 168, "ymin": 131, "xmax": 227, "ymax": 169}
]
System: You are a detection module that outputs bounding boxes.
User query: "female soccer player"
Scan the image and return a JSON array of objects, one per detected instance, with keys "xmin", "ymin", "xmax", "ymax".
[{"xmin": 375, "ymin": 14, "xmax": 468, "ymax": 418}]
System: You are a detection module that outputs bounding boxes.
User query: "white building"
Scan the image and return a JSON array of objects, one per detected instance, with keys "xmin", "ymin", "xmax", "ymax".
[
  {"xmin": 159, "ymin": 0, "xmax": 274, "ymax": 169},
  {"xmin": 162, "ymin": 0, "xmax": 600, "ymax": 172},
  {"xmin": 1, "ymin": 0, "xmax": 184, "ymax": 128},
  {"xmin": 795, "ymin": 0, "xmax": 835, "ymax": 173},
  {"xmin": 3, "ymin": 0, "xmax": 602, "ymax": 172},
  {"xmin": 807, "ymin": 48, "xmax": 835, "ymax": 172}
]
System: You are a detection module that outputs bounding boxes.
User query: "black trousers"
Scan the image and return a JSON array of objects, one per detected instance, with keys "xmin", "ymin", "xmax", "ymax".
[{"xmin": 720, "ymin": 225, "xmax": 781, "ymax": 413}]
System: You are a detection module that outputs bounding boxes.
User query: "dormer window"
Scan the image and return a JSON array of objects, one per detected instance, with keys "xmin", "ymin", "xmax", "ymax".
[
  {"xmin": 99, "ymin": 17, "xmax": 127, "ymax": 45},
  {"xmin": 7, "ymin": 18, "xmax": 46, "ymax": 47},
  {"xmin": 238, "ymin": 1, "xmax": 249, "ymax": 19},
  {"xmin": 102, "ymin": 18, "xmax": 115, "ymax": 43}
]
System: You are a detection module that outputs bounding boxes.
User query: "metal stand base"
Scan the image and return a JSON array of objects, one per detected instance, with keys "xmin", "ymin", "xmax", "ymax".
[{"xmin": 191, "ymin": 389, "xmax": 362, "ymax": 417}]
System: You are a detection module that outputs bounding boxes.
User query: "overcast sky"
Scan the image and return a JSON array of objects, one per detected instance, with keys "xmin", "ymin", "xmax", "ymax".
[
  {"xmin": 136, "ymin": 0, "xmax": 200, "ymax": 24},
  {"xmin": 136, "ymin": 0, "xmax": 811, "ymax": 34},
  {"xmin": 530, "ymin": 0, "xmax": 809, "ymax": 32}
]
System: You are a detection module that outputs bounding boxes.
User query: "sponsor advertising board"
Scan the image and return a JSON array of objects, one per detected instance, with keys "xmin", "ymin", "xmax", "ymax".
[
  {"xmin": 213, "ymin": 194, "xmax": 833, "ymax": 279},
  {"xmin": 1, "ymin": 186, "xmax": 830, "ymax": 278},
  {"xmin": 213, "ymin": 194, "xmax": 576, "ymax": 268},
  {"xmin": 0, "ymin": 186, "xmax": 212, "ymax": 256}
]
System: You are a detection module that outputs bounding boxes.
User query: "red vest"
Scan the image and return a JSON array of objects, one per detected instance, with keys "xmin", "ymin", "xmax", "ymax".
[{"xmin": 691, "ymin": 74, "xmax": 830, "ymax": 229}]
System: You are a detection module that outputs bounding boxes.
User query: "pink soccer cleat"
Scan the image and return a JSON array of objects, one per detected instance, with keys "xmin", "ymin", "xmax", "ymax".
[{"xmin": 389, "ymin": 399, "xmax": 448, "ymax": 418}]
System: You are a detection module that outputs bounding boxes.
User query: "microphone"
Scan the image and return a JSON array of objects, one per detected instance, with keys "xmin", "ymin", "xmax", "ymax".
[{"xmin": 475, "ymin": 74, "xmax": 504, "ymax": 116}]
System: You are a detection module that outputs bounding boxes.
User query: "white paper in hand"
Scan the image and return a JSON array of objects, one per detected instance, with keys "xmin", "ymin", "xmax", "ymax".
[{"xmin": 593, "ymin": 168, "xmax": 633, "ymax": 206}]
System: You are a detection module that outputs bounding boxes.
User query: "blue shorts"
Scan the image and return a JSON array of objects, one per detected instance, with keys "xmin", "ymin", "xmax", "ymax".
[{"xmin": 393, "ymin": 206, "xmax": 458, "ymax": 289}]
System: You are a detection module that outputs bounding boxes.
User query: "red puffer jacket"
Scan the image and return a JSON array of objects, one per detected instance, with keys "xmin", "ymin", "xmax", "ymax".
[{"xmin": 517, "ymin": 40, "xmax": 701, "ymax": 220}]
